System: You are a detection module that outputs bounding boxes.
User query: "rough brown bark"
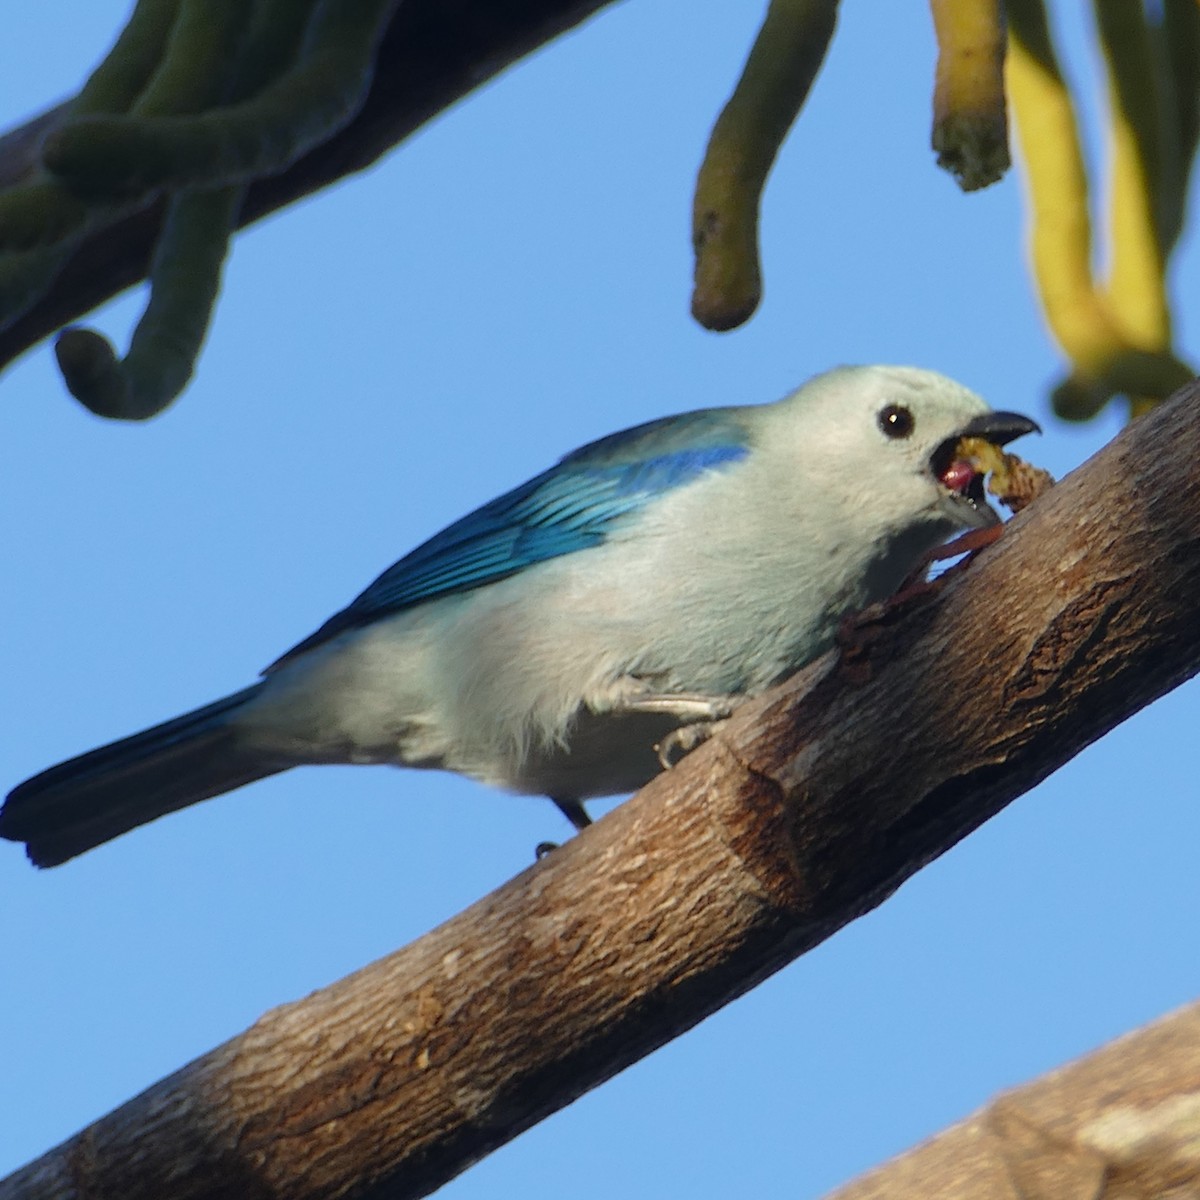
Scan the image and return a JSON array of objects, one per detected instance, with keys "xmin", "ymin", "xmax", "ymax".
[
  {"xmin": 0, "ymin": 0, "xmax": 622, "ymax": 374},
  {"xmin": 3, "ymin": 379, "xmax": 1199, "ymax": 1200},
  {"xmin": 826, "ymin": 999, "xmax": 1200, "ymax": 1199}
]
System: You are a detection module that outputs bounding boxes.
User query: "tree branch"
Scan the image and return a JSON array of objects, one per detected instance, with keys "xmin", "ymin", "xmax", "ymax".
[
  {"xmin": 826, "ymin": 999, "xmax": 1200, "ymax": 1198},
  {"xmin": 0, "ymin": 0, "xmax": 620, "ymax": 375},
  {"xmin": 4, "ymin": 378, "xmax": 1199, "ymax": 1200}
]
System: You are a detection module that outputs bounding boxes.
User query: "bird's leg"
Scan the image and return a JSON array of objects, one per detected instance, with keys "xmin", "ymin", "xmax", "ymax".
[
  {"xmin": 896, "ymin": 523, "xmax": 1007, "ymax": 595},
  {"xmin": 838, "ymin": 526, "xmax": 1009, "ymax": 685},
  {"xmin": 601, "ymin": 683, "xmax": 739, "ymax": 772},
  {"xmin": 535, "ymin": 684, "xmax": 742, "ymax": 856},
  {"xmin": 553, "ymin": 796, "xmax": 592, "ymax": 831},
  {"xmin": 608, "ymin": 689, "xmax": 737, "ymax": 723}
]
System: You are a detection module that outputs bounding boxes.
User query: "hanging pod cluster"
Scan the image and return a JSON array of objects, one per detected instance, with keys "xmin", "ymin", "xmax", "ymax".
[
  {"xmin": 0, "ymin": 0, "xmax": 397, "ymax": 419},
  {"xmin": 690, "ymin": 0, "xmax": 1198, "ymax": 420},
  {"xmin": 0, "ymin": 0, "xmax": 1195, "ymax": 422}
]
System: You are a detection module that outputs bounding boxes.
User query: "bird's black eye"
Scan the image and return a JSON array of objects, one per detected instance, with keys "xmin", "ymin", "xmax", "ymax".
[{"xmin": 878, "ymin": 404, "xmax": 915, "ymax": 439}]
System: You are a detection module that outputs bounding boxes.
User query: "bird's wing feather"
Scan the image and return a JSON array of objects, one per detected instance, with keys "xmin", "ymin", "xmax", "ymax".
[{"xmin": 268, "ymin": 409, "xmax": 751, "ymax": 668}]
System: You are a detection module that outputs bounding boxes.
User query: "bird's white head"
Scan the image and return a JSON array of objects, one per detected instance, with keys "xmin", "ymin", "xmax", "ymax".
[{"xmin": 764, "ymin": 364, "xmax": 1040, "ymax": 536}]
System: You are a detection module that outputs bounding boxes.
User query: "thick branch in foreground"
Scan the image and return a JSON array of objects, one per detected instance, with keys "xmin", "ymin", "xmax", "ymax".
[
  {"xmin": 0, "ymin": 0, "xmax": 619, "ymax": 374},
  {"xmin": 4, "ymin": 379, "xmax": 1200, "ymax": 1200},
  {"xmin": 828, "ymin": 999, "xmax": 1200, "ymax": 1198}
]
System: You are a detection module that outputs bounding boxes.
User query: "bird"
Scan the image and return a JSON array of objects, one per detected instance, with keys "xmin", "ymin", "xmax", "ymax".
[{"xmin": 1, "ymin": 365, "xmax": 1039, "ymax": 867}]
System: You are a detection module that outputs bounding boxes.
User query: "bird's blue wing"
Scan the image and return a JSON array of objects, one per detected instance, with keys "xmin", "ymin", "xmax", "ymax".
[{"xmin": 270, "ymin": 408, "xmax": 751, "ymax": 666}]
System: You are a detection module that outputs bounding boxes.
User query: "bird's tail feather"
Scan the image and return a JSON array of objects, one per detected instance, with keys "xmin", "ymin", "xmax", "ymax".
[{"xmin": 0, "ymin": 684, "xmax": 289, "ymax": 867}]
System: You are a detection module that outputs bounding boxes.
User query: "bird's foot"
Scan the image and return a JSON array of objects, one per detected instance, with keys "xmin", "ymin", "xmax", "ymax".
[
  {"xmin": 896, "ymin": 523, "xmax": 1006, "ymax": 595},
  {"xmin": 535, "ymin": 796, "xmax": 593, "ymax": 861},
  {"xmin": 656, "ymin": 719, "xmax": 726, "ymax": 770}
]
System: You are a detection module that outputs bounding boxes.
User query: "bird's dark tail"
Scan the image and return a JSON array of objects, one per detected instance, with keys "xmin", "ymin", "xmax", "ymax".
[{"xmin": 0, "ymin": 684, "xmax": 289, "ymax": 867}]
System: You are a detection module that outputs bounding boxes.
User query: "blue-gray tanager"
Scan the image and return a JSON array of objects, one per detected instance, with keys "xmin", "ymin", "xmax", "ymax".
[{"xmin": 1, "ymin": 366, "xmax": 1038, "ymax": 866}]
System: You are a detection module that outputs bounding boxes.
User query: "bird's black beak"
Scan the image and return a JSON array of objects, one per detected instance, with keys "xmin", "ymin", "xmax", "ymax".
[{"xmin": 955, "ymin": 411, "xmax": 1042, "ymax": 446}]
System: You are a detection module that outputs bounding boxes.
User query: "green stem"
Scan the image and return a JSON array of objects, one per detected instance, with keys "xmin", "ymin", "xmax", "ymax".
[
  {"xmin": 56, "ymin": 186, "xmax": 242, "ymax": 420},
  {"xmin": 690, "ymin": 0, "xmax": 840, "ymax": 331},
  {"xmin": 45, "ymin": 0, "xmax": 399, "ymax": 200}
]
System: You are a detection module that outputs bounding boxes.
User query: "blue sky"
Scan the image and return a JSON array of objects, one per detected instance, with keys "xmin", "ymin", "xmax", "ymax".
[{"xmin": 2, "ymin": 3, "xmax": 1198, "ymax": 1195}]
